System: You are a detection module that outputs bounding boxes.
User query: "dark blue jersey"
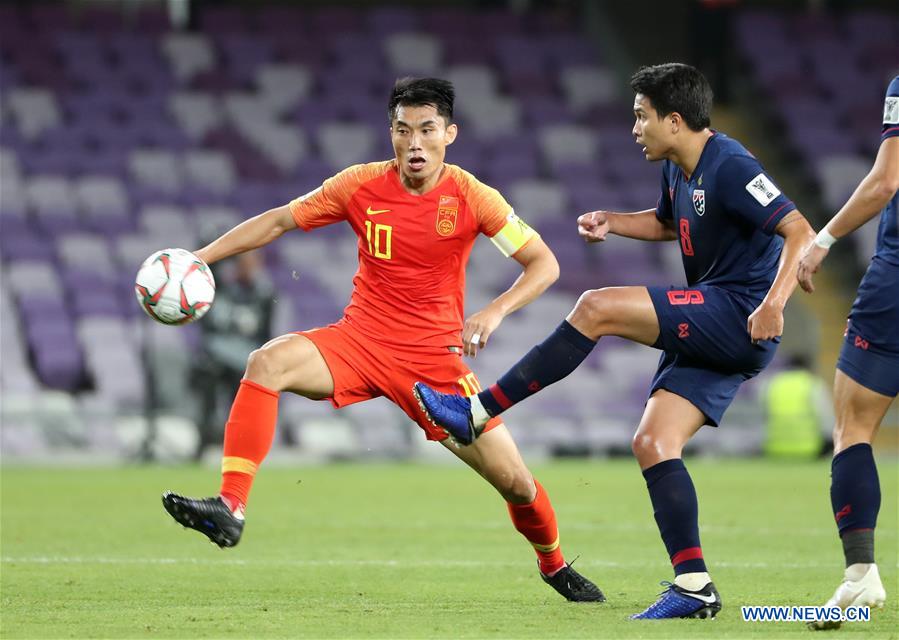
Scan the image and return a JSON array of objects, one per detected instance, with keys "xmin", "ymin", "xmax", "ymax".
[
  {"xmin": 842, "ymin": 75, "xmax": 899, "ymax": 360},
  {"xmin": 875, "ymin": 75, "xmax": 899, "ymax": 266},
  {"xmin": 655, "ymin": 132, "xmax": 796, "ymax": 300}
]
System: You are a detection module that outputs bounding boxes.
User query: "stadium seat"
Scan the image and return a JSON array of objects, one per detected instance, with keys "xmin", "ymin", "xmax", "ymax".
[
  {"xmin": 0, "ymin": 281, "xmax": 40, "ymax": 393},
  {"xmin": 25, "ymin": 174, "xmax": 81, "ymax": 232},
  {"xmin": 193, "ymin": 205, "xmax": 242, "ymax": 236},
  {"xmin": 169, "ymin": 91, "xmax": 224, "ymax": 141},
  {"xmin": 77, "ymin": 317, "xmax": 146, "ymax": 407},
  {"xmin": 538, "ymin": 124, "xmax": 600, "ymax": 168},
  {"xmin": 160, "ymin": 33, "xmax": 216, "ymax": 83},
  {"xmin": 183, "ymin": 150, "xmax": 237, "ymax": 197},
  {"xmin": 384, "ymin": 33, "xmax": 442, "ymax": 74},
  {"xmin": 445, "ymin": 65, "xmax": 498, "ymax": 98},
  {"xmin": 74, "ymin": 175, "xmax": 132, "ymax": 232},
  {"xmin": 142, "ymin": 321, "xmax": 193, "ymax": 414},
  {"xmin": 507, "ymin": 179, "xmax": 568, "ymax": 223},
  {"xmin": 129, "ymin": 149, "xmax": 182, "ymax": 195},
  {"xmin": 255, "ymin": 63, "xmax": 313, "ymax": 115},
  {"xmin": 559, "ymin": 67, "xmax": 617, "ymax": 112},
  {"xmin": 7, "ymin": 260, "xmax": 62, "ymax": 300},
  {"xmin": 0, "ymin": 172, "xmax": 27, "ymax": 226},
  {"xmin": 58, "ymin": 233, "xmax": 115, "ymax": 277},
  {"xmin": 6, "ymin": 88, "xmax": 61, "ymax": 140},
  {"xmin": 317, "ymin": 122, "xmax": 378, "ymax": 171}
]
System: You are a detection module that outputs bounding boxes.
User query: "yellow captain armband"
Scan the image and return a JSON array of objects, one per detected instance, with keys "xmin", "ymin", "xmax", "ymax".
[{"xmin": 489, "ymin": 211, "xmax": 538, "ymax": 257}]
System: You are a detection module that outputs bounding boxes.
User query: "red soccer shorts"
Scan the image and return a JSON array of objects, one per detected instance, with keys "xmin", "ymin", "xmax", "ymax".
[{"xmin": 297, "ymin": 321, "xmax": 503, "ymax": 441}]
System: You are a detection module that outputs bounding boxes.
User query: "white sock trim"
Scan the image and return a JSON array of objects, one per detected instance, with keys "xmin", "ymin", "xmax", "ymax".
[
  {"xmin": 674, "ymin": 572, "xmax": 712, "ymax": 592},
  {"xmin": 844, "ymin": 563, "xmax": 873, "ymax": 582},
  {"xmin": 469, "ymin": 394, "xmax": 491, "ymax": 427}
]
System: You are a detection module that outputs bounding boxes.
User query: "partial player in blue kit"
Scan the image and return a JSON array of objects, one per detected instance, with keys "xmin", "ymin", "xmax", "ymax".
[
  {"xmin": 413, "ymin": 63, "xmax": 815, "ymax": 619},
  {"xmin": 798, "ymin": 75, "xmax": 898, "ymax": 630}
]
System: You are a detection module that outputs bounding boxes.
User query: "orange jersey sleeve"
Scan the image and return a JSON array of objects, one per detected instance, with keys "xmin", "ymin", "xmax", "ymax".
[
  {"xmin": 289, "ymin": 161, "xmax": 393, "ymax": 231},
  {"xmin": 451, "ymin": 166, "xmax": 538, "ymax": 257},
  {"xmin": 452, "ymin": 167, "xmax": 512, "ymax": 236}
]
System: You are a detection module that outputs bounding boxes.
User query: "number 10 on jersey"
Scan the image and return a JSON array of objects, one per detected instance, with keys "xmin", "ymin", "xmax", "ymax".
[{"xmin": 365, "ymin": 221, "xmax": 392, "ymax": 260}]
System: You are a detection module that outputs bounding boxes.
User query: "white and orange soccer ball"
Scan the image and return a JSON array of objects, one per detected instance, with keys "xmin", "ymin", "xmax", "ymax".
[{"xmin": 135, "ymin": 248, "xmax": 215, "ymax": 325}]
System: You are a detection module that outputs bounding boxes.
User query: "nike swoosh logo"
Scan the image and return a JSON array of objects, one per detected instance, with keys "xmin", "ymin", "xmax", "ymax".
[
  {"xmin": 686, "ymin": 591, "xmax": 718, "ymax": 604},
  {"xmin": 366, "ymin": 207, "xmax": 391, "ymax": 215}
]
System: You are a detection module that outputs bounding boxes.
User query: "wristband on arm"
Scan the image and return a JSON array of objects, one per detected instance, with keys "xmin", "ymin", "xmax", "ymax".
[{"xmin": 814, "ymin": 227, "xmax": 837, "ymax": 249}]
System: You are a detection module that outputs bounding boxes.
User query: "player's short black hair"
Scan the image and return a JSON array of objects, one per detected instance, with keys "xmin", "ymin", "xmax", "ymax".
[
  {"xmin": 388, "ymin": 77, "xmax": 454, "ymax": 124},
  {"xmin": 630, "ymin": 63, "xmax": 712, "ymax": 131}
]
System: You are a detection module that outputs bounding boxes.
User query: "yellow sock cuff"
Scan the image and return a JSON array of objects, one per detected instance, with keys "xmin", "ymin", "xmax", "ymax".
[
  {"xmin": 532, "ymin": 537, "xmax": 560, "ymax": 553},
  {"xmin": 222, "ymin": 456, "xmax": 259, "ymax": 476}
]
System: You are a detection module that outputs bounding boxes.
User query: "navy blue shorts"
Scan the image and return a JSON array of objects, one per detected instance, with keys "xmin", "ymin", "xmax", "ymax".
[
  {"xmin": 837, "ymin": 259, "xmax": 899, "ymax": 397},
  {"xmin": 647, "ymin": 284, "xmax": 779, "ymax": 426},
  {"xmin": 837, "ymin": 326, "xmax": 899, "ymax": 397}
]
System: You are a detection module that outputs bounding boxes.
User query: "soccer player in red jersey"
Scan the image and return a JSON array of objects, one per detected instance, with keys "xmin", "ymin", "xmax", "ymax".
[{"xmin": 162, "ymin": 77, "xmax": 604, "ymax": 601}]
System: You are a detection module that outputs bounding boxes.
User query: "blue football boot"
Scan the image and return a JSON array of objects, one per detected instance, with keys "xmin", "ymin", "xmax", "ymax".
[
  {"xmin": 412, "ymin": 382, "xmax": 483, "ymax": 445},
  {"xmin": 631, "ymin": 581, "xmax": 722, "ymax": 619}
]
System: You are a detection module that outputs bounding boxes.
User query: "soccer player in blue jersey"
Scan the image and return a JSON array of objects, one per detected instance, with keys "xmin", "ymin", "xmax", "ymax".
[
  {"xmin": 798, "ymin": 75, "xmax": 898, "ymax": 629},
  {"xmin": 414, "ymin": 63, "xmax": 815, "ymax": 619}
]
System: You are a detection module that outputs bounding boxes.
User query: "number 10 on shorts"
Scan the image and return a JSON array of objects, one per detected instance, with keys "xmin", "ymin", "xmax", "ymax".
[{"xmin": 457, "ymin": 373, "xmax": 482, "ymax": 397}]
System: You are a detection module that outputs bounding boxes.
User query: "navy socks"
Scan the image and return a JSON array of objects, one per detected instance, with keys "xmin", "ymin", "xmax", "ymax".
[
  {"xmin": 831, "ymin": 443, "xmax": 880, "ymax": 565},
  {"xmin": 477, "ymin": 320, "xmax": 596, "ymax": 417},
  {"xmin": 643, "ymin": 459, "xmax": 707, "ymax": 576}
]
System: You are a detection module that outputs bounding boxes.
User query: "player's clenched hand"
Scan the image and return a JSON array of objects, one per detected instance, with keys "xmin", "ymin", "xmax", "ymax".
[
  {"xmin": 577, "ymin": 211, "xmax": 611, "ymax": 243},
  {"xmin": 462, "ymin": 305, "xmax": 504, "ymax": 357},
  {"xmin": 797, "ymin": 241, "xmax": 829, "ymax": 294},
  {"xmin": 747, "ymin": 301, "xmax": 783, "ymax": 343}
]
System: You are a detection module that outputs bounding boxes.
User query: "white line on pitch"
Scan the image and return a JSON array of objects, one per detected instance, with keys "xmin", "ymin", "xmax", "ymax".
[{"xmin": 3, "ymin": 556, "xmax": 883, "ymax": 569}]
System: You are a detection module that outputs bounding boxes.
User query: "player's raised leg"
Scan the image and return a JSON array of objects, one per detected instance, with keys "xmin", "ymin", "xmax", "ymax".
[
  {"xmin": 162, "ymin": 333, "xmax": 335, "ymax": 547},
  {"xmin": 628, "ymin": 390, "xmax": 721, "ymax": 619},
  {"xmin": 415, "ymin": 286, "xmax": 659, "ymax": 444},
  {"xmin": 810, "ymin": 370, "xmax": 892, "ymax": 629},
  {"xmin": 443, "ymin": 425, "xmax": 605, "ymax": 602}
]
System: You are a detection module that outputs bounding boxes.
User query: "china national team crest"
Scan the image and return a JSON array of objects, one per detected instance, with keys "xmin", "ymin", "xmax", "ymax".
[
  {"xmin": 692, "ymin": 189, "xmax": 705, "ymax": 216},
  {"xmin": 436, "ymin": 195, "xmax": 459, "ymax": 236}
]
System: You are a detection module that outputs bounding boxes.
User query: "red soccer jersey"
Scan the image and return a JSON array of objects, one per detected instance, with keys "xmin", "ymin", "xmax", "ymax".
[{"xmin": 289, "ymin": 160, "xmax": 522, "ymax": 356}]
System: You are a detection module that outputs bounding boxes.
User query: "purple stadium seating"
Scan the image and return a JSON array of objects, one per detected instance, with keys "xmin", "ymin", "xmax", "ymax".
[{"xmin": 0, "ymin": 0, "xmax": 687, "ymax": 428}]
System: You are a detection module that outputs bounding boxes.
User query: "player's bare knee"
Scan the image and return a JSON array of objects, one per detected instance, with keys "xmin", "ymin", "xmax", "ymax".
[
  {"xmin": 631, "ymin": 431, "xmax": 652, "ymax": 459},
  {"xmin": 492, "ymin": 468, "xmax": 535, "ymax": 504},
  {"xmin": 570, "ymin": 289, "xmax": 611, "ymax": 336},
  {"xmin": 832, "ymin": 415, "xmax": 876, "ymax": 452},
  {"xmin": 631, "ymin": 431, "xmax": 667, "ymax": 465},
  {"xmin": 244, "ymin": 347, "xmax": 284, "ymax": 389}
]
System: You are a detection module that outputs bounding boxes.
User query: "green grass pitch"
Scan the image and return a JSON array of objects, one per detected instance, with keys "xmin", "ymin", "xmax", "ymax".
[{"xmin": 2, "ymin": 458, "xmax": 896, "ymax": 639}]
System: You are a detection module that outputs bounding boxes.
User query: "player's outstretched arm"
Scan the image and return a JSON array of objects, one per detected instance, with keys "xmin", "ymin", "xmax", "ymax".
[
  {"xmin": 578, "ymin": 209, "xmax": 676, "ymax": 243},
  {"xmin": 194, "ymin": 204, "xmax": 298, "ymax": 266},
  {"xmin": 798, "ymin": 137, "xmax": 899, "ymax": 293},
  {"xmin": 747, "ymin": 210, "xmax": 816, "ymax": 341},
  {"xmin": 461, "ymin": 237, "xmax": 559, "ymax": 357}
]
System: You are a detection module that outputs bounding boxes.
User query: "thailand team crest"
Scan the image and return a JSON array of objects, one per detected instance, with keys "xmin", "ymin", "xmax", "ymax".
[
  {"xmin": 436, "ymin": 195, "xmax": 459, "ymax": 236},
  {"xmin": 692, "ymin": 189, "xmax": 705, "ymax": 216}
]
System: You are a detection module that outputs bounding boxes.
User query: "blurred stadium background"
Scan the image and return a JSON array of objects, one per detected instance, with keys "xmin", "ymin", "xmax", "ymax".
[{"xmin": 1, "ymin": 0, "xmax": 897, "ymax": 465}]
